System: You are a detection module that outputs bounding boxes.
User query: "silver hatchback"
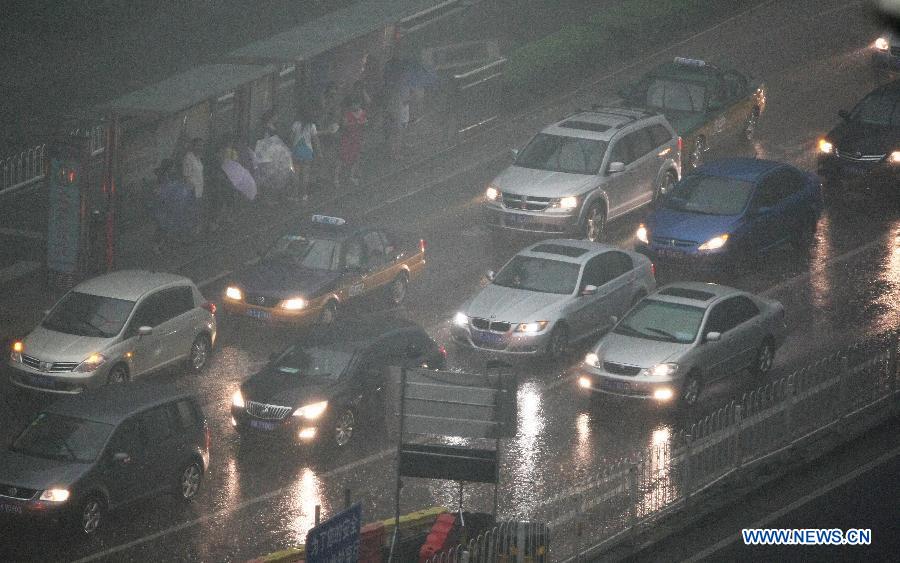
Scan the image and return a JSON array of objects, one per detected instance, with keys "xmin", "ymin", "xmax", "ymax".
[
  {"xmin": 577, "ymin": 282, "xmax": 786, "ymax": 407},
  {"xmin": 451, "ymin": 240, "xmax": 656, "ymax": 359},
  {"xmin": 9, "ymin": 270, "xmax": 217, "ymax": 394}
]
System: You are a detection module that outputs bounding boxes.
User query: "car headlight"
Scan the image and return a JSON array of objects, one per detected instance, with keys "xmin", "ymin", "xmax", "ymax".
[
  {"xmin": 548, "ymin": 195, "xmax": 578, "ymax": 210},
  {"xmin": 817, "ymin": 138, "xmax": 833, "ymax": 154},
  {"xmin": 39, "ymin": 488, "xmax": 70, "ymax": 503},
  {"xmin": 636, "ymin": 224, "xmax": 649, "ymax": 244},
  {"xmin": 698, "ymin": 234, "xmax": 729, "ymax": 251},
  {"xmin": 888, "ymin": 150, "xmax": 900, "ymax": 165},
  {"xmin": 453, "ymin": 312, "xmax": 469, "ymax": 327},
  {"xmin": 10, "ymin": 340, "xmax": 23, "ymax": 363},
  {"xmin": 74, "ymin": 353, "xmax": 107, "ymax": 373},
  {"xmin": 293, "ymin": 401, "xmax": 328, "ymax": 420},
  {"xmin": 584, "ymin": 352, "xmax": 600, "ymax": 367},
  {"xmin": 225, "ymin": 286, "xmax": 243, "ymax": 301},
  {"xmin": 653, "ymin": 387, "xmax": 675, "ymax": 401},
  {"xmin": 232, "ymin": 389, "xmax": 245, "ymax": 409},
  {"xmin": 578, "ymin": 376, "xmax": 593, "ymax": 389},
  {"xmin": 281, "ymin": 298, "xmax": 306, "ymax": 310},
  {"xmin": 643, "ymin": 363, "xmax": 679, "ymax": 377},
  {"xmin": 485, "ymin": 185, "xmax": 500, "ymax": 201},
  {"xmin": 515, "ymin": 321, "xmax": 549, "ymax": 333},
  {"xmin": 875, "ymin": 36, "xmax": 889, "ymax": 51}
]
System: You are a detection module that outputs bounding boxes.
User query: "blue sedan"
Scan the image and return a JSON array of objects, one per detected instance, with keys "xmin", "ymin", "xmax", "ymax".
[{"xmin": 635, "ymin": 158, "xmax": 824, "ymax": 267}]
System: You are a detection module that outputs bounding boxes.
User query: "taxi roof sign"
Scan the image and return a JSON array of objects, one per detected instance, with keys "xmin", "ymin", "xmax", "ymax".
[
  {"xmin": 311, "ymin": 214, "xmax": 346, "ymax": 226},
  {"xmin": 674, "ymin": 57, "xmax": 707, "ymax": 67}
]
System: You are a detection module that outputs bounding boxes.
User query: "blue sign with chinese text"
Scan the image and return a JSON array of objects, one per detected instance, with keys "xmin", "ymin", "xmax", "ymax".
[{"xmin": 305, "ymin": 503, "xmax": 362, "ymax": 563}]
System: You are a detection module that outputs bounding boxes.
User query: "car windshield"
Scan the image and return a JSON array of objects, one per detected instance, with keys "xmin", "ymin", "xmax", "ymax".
[
  {"xmin": 11, "ymin": 412, "xmax": 113, "ymax": 463},
  {"xmin": 848, "ymin": 92, "xmax": 900, "ymax": 127},
  {"xmin": 515, "ymin": 133, "xmax": 607, "ymax": 175},
  {"xmin": 41, "ymin": 291, "xmax": 135, "ymax": 338},
  {"xmin": 493, "ymin": 256, "xmax": 581, "ymax": 295},
  {"xmin": 265, "ymin": 235, "xmax": 340, "ymax": 270},
  {"xmin": 614, "ymin": 299, "xmax": 705, "ymax": 344},
  {"xmin": 664, "ymin": 174, "xmax": 754, "ymax": 216},
  {"xmin": 271, "ymin": 346, "xmax": 353, "ymax": 379},
  {"xmin": 645, "ymin": 79, "xmax": 707, "ymax": 112}
]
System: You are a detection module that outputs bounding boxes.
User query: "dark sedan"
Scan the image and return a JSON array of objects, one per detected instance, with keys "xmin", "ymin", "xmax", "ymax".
[
  {"xmin": 635, "ymin": 158, "xmax": 824, "ymax": 269},
  {"xmin": 230, "ymin": 318, "xmax": 446, "ymax": 449}
]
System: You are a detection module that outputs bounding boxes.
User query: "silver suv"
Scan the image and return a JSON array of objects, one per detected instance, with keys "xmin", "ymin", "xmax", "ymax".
[
  {"xmin": 483, "ymin": 108, "xmax": 681, "ymax": 241},
  {"xmin": 9, "ymin": 270, "xmax": 217, "ymax": 394},
  {"xmin": 451, "ymin": 239, "xmax": 656, "ymax": 359}
]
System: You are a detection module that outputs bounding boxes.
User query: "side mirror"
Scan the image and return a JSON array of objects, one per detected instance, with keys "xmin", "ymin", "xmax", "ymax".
[
  {"xmin": 137, "ymin": 326, "xmax": 152, "ymax": 337},
  {"xmin": 705, "ymin": 331, "xmax": 721, "ymax": 343},
  {"xmin": 485, "ymin": 270, "xmax": 496, "ymax": 282},
  {"xmin": 608, "ymin": 162, "xmax": 625, "ymax": 174},
  {"xmin": 580, "ymin": 285, "xmax": 598, "ymax": 296},
  {"xmin": 510, "ymin": 148, "xmax": 519, "ymax": 160},
  {"xmin": 838, "ymin": 109, "xmax": 849, "ymax": 120},
  {"xmin": 609, "ymin": 315, "xmax": 619, "ymax": 326},
  {"xmin": 43, "ymin": 309, "xmax": 51, "ymax": 317},
  {"xmin": 113, "ymin": 452, "xmax": 131, "ymax": 465}
]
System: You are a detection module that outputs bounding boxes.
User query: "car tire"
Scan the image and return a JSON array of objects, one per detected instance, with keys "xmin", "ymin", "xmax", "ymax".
[
  {"xmin": 387, "ymin": 273, "xmax": 409, "ymax": 306},
  {"xmin": 751, "ymin": 339, "xmax": 775, "ymax": 377},
  {"xmin": 583, "ymin": 204, "xmax": 607, "ymax": 242},
  {"xmin": 186, "ymin": 334, "xmax": 212, "ymax": 373},
  {"xmin": 653, "ymin": 172, "xmax": 676, "ymax": 207},
  {"xmin": 73, "ymin": 495, "xmax": 105, "ymax": 536},
  {"xmin": 680, "ymin": 373, "xmax": 702, "ymax": 408},
  {"xmin": 106, "ymin": 363, "xmax": 129, "ymax": 385},
  {"xmin": 689, "ymin": 137, "xmax": 706, "ymax": 170},
  {"xmin": 318, "ymin": 300, "xmax": 338, "ymax": 328},
  {"xmin": 744, "ymin": 107, "xmax": 760, "ymax": 141},
  {"xmin": 332, "ymin": 408, "xmax": 356, "ymax": 448},
  {"xmin": 175, "ymin": 460, "xmax": 203, "ymax": 502},
  {"xmin": 545, "ymin": 323, "xmax": 569, "ymax": 361}
]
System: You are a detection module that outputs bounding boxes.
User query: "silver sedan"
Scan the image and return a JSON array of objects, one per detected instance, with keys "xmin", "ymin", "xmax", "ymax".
[
  {"xmin": 451, "ymin": 239, "xmax": 656, "ymax": 359},
  {"xmin": 577, "ymin": 282, "xmax": 787, "ymax": 407}
]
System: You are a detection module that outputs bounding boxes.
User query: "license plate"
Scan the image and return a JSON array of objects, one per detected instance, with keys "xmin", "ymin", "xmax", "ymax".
[
  {"xmin": 842, "ymin": 166, "xmax": 866, "ymax": 176},
  {"xmin": 657, "ymin": 249, "xmax": 685, "ymax": 259},
  {"xmin": 473, "ymin": 330, "xmax": 504, "ymax": 345},
  {"xmin": 0, "ymin": 502, "xmax": 23, "ymax": 514},
  {"xmin": 27, "ymin": 373, "xmax": 57, "ymax": 388},
  {"xmin": 246, "ymin": 309, "xmax": 272, "ymax": 320},
  {"xmin": 602, "ymin": 379, "xmax": 630, "ymax": 391},
  {"xmin": 250, "ymin": 420, "xmax": 276, "ymax": 431},
  {"xmin": 508, "ymin": 214, "xmax": 533, "ymax": 225}
]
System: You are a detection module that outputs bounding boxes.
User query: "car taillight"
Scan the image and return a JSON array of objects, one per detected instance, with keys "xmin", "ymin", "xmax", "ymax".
[
  {"xmin": 677, "ymin": 136, "xmax": 683, "ymax": 154},
  {"xmin": 439, "ymin": 345, "xmax": 447, "ymax": 358},
  {"xmin": 419, "ymin": 239, "xmax": 427, "ymax": 253},
  {"xmin": 202, "ymin": 302, "xmax": 217, "ymax": 315},
  {"xmin": 650, "ymin": 262, "xmax": 656, "ymax": 278}
]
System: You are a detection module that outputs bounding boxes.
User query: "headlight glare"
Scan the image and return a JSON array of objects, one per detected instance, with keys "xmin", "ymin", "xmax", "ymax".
[
  {"xmin": 74, "ymin": 353, "xmax": 107, "ymax": 373},
  {"xmin": 698, "ymin": 234, "xmax": 729, "ymax": 251},
  {"xmin": 558, "ymin": 196, "xmax": 578, "ymax": 209},
  {"xmin": 636, "ymin": 224, "xmax": 649, "ymax": 244},
  {"xmin": 225, "ymin": 286, "xmax": 243, "ymax": 301},
  {"xmin": 515, "ymin": 321, "xmax": 548, "ymax": 333},
  {"xmin": 817, "ymin": 138, "xmax": 833, "ymax": 154},
  {"xmin": 578, "ymin": 376, "xmax": 593, "ymax": 389},
  {"xmin": 39, "ymin": 488, "xmax": 70, "ymax": 502},
  {"xmin": 875, "ymin": 37, "xmax": 889, "ymax": 51},
  {"xmin": 584, "ymin": 352, "xmax": 600, "ymax": 367},
  {"xmin": 281, "ymin": 298, "xmax": 306, "ymax": 310},
  {"xmin": 888, "ymin": 150, "xmax": 900, "ymax": 164},
  {"xmin": 653, "ymin": 387, "xmax": 675, "ymax": 401},
  {"xmin": 453, "ymin": 312, "xmax": 469, "ymax": 327},
  {"xmin": 646, "ymin": 363, "xmax": 679, "ymax": 377},
  {"xmin": 293, "ymin": 401, "xmax": 328, "ymax": 419},
  {"xmin": 10, "ymin": 340, "xmax": 23, "ymax": 363},
  {"xmin": 232, "ymin": 390, "xmax": 245, "ymax": 409},
  {"xmin": 485, "ymin": 186, "xmax": 500, "ymax": 201}
]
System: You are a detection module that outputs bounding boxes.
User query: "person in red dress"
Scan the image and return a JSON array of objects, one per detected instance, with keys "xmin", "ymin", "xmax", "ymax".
[{"xmin": 335, "ymin": 96, "xmax": 367, "ymax": 188}]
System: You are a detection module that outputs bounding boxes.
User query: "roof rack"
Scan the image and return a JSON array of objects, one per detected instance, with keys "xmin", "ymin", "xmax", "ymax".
[{"xmin": 590, "ymin": 105, "xmax": 657, "ymax": 127}]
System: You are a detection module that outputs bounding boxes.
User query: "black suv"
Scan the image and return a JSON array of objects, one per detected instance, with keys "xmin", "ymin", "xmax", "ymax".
[
  {"xmin": 0, "ymin": 384, "xmax": 209, "ymax": 535},
  {"xmin": 231, "ymin": 317, "xmax": 446, "ymax": 449},
  {"xmin": 817, "ymin": 78, "xmax": 900, "ymax": 190}
]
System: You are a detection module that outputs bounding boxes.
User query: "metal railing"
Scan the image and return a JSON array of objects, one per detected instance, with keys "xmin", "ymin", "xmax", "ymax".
[
  {"xmin": 0, "ymin": 144, "xmax": 46, "ymax": 194},
  {"xmin": 425, "ymin": 330, "xmax": 899, "ymax": 562}
]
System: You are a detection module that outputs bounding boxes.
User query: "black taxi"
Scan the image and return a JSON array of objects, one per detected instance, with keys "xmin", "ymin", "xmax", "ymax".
[
  {"xmin": 223, "ymin": 215, "xmax": 426, "ymax": 327},
  {"xmin": 619, "ymin": 57, "xmax": 766, "ymax": 168}
]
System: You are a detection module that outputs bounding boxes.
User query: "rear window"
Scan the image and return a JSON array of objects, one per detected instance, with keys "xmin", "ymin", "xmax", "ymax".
[{"xmin": 646, "ymin": 79, "xmax": 707, "ymax": 112}]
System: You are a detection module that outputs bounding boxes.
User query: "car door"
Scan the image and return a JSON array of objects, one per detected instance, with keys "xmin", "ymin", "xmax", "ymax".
[
  {"xmin": 603, "ymin": 133, "xmax": 638, "ymax": 218},
  {"xmin": 136, "ymin": 405, "xmax": 180, "ymax": 494},
  {"xmin": 699, "ymin": 299, "xmax": 743, "ymax": 381},
  {"xmin": 746, "ymin": 174, "xmax": 787, "ymax": 252},
  {"xmin": 723, "ymin": 71, "xmax": 754, "ymax": 136},
  {"xmin": 155, "ymin": 286, "xmax": 198, "ymax": 365},
  {"xmin": 122, "ymin": 292, "xmax": 169, "ymax": 375},
  {"xmin": 339, "ymin": 236, "xmax": 368, "ymax": 300},
  {"xmin": 621, "ymin": 127, "xmax": 658, "ymax": 210},
  {"xmin": 100, "ymin": 417, "xmax": 148, "ymax": 508},
  {"xmin": 724, "ymin": 296, "xmax": 764, "ymax": 373},
  {"xmin": 361, "ymin": 230, "xmax": 392, "ymax": 294},
  {"xmin": 603, "ymin": 251, "xmax": 640, "ymax": 319}
]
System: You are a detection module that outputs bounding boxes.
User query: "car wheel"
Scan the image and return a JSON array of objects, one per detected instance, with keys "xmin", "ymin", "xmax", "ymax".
[
  {"xmin": 74, "ymin": 495, "xmax": 105, "ymax": 536},
  {"xmin": 680, "ymin": 373, "xmax": 702, "ymax": 407},
  {"xmin": 106, "ymin": 363, "xmax": 129, "ymax": 385},
  {"xmin": 318, "ymin": 300, "xmax": 337, "ymax": 328},
  {"xmin": 333, "ymin": 408, "xmax": 356, "ymax": 448},
  {"xmin": 388, "ymin": 273, "xmax": 408, "ymax": 306},
  {"xmin": 744, "ymin": 107, "xmax": 760, "ymax": 141},
  {"xmin": 653, "ymin": 172, "xmax": 676, "ymax": 207},
  {"xmin": 175, "ymin": 460, "xmax": 203, "ymax": 502},
  {"xmin": 689, "ymin": 137, "xmax": 706, "ymax": 169},
  {"xmin": 583, "ymin": 204, "xmax": 607, "ymax": 242},
  {"xmin": 545, "ymin": 323, "xmax": 569, "ymax": 361},
  {"xmin": 187, "ymin": 334, "xmax": 211, "ymax": 373},
  {"xmin": 751, "ymin": 339, "xmax": 775, "ymax": 377}
]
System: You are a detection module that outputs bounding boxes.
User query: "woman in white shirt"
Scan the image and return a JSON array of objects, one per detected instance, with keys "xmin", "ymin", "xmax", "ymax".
[{"xmin": 289, "ymin": 108, "xmax": 321, "ymax": 202}]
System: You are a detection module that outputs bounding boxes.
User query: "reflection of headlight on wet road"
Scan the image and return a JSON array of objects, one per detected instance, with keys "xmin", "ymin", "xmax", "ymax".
[{"xmin": 653, "ymin": 387, "xmax": 675, "ymax": 401}]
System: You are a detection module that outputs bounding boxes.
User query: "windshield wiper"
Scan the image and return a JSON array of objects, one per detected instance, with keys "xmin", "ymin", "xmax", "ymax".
[
  {"xmin": 643, "ymin": 326, "xmax": 679, "ymax": 341},
  {"xmin": 46, "ymin": 431, "xmax": 78, "ymax": 461},
  {"xmin": 615, "ymin": 323, "xmax": 645, "ymax": 338},
  {"xmin": 76, "ymin": 318, "xmax": 105, "ymax": 337}
]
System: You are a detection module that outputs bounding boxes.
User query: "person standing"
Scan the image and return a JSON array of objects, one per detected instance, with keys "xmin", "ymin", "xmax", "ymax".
[
  {"xmin": 152, "ymin": 158, "xmax": 197, "ymax": 254},
  {"xmin": 335, "ymin": 96, "xmax": 367, "ymax": 188},
  {"xmin": 289, "ymin": 107, "xmax": 321, "ymax": 202},
  {"xmin": 181, "ymin": 138, "xmax": 204, "ymax": 230},
  {"xmin": 201, "ymin": 140, "xmax": 228, "ymax": 235}
]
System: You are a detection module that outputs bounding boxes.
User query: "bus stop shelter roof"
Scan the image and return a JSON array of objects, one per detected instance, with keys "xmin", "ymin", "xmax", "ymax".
[
  {"xmin": 226, "ymin": 0, "xmax": 455, "ymax": 64},
  {"xmin": 100, "ymin": 63, "xmax": 277, "ymax": 117}
]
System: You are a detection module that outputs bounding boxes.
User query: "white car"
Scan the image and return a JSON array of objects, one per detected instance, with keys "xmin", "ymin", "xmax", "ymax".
[{"xmin": 9, "ymin": 270, "xmax": 216, "ymax": 393}]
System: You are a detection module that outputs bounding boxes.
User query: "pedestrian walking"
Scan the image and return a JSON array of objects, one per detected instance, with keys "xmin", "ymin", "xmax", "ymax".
[
  {"xmin": 335, "ymin": 96, "xmax": 367, "ymax": 188},
  {"xmin": 152, "ymin": 158, "xmax": 197, "ymax": 254},
  {"xmin": 289, "ymin": 107, "xmax": 321, "ymax": 202}
]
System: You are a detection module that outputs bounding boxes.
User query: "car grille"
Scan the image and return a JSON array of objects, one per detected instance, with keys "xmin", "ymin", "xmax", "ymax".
[
  {"xmin": 470, "ymin": 318, "xmax": 511, "ymax": 332},
  {"xmin": 603, "ymin": 361, "xmax": 643, "ymax": 376},
  {"xmin": 0, "ymin": 483, "xmax": 37, "ymax": 500},
  {"xmin": 246, "ymin": 401, "xmax": 292, "ymax": 420},
  {"xmin": 834, "ymin": 149, "xmax": 885, "ymax": 162},
  {"xmin": 501, "ymin": 193, "xmax": 552, "ymax": 211},
  {"xmin": 651, "ymin": 237, "xmax": 697, "ymax": 249},
  {"xmin": 244, "ymin": 293, "xmax": 278, "ymax": 308},
  {"xmin": 21, "ymin": 354, "xmax": 79, "ymax": 373}
]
